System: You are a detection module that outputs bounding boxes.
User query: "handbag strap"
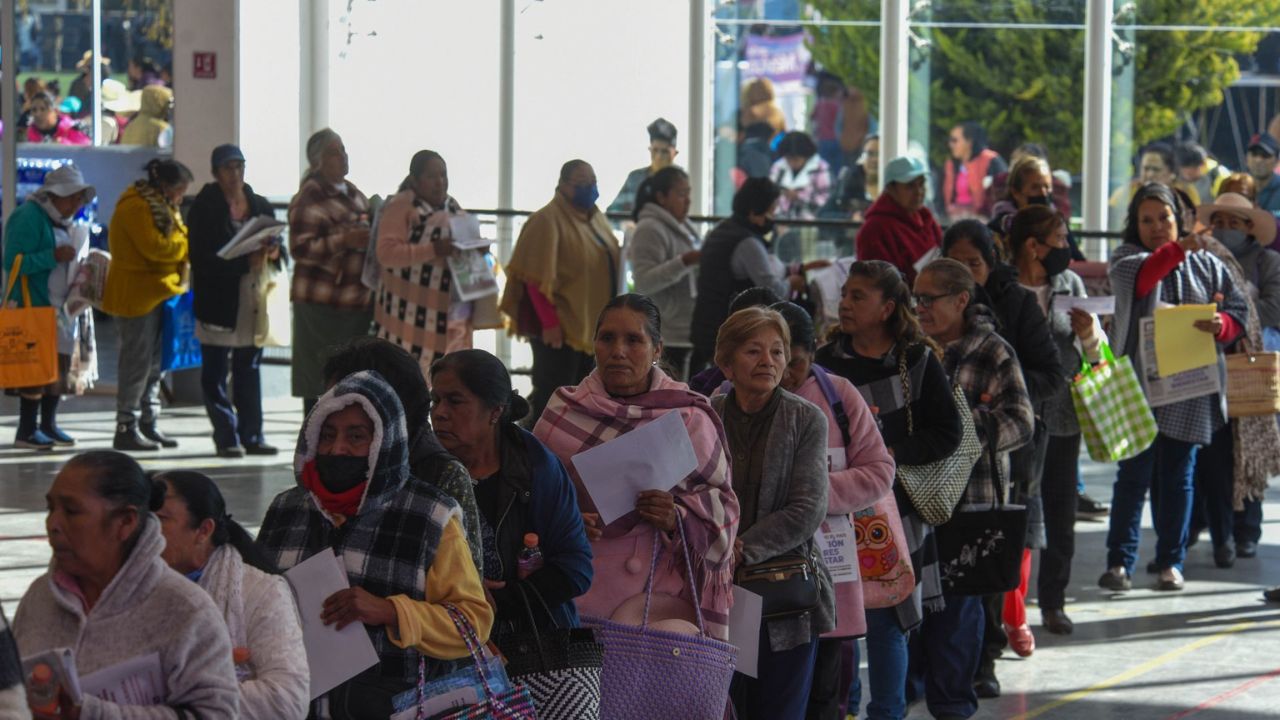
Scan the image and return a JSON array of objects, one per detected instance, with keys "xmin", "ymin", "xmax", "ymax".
[
  {"xmin": 639, "ymin": 517, "xmax": 711, "ymax": 637},
  {"xmin": 897, "ymin": 350, "xmax": 914, "ymax": 437},
  {"xmin": 977, "ymin": 401, "xmax": 1006, "ymax": 510},
  {"xmin": 442, "ymin": 604, "xmax": 516, "ymax": 715},
  {"xmin": 811, "ymin": 365, "xmax": 851, "ymax": 447},
  {"xmin": 511, "ymin": 582, "xmax": 552, "ymax": 670},
  {"xmin": 3, "ymin": 253, "xmax": 31, "ymax": 308}
]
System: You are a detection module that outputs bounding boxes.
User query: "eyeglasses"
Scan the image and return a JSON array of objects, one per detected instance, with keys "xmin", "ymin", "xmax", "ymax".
[{"xmin": 912, "ymin": 292, "xmax": 956, "ymax": 309}]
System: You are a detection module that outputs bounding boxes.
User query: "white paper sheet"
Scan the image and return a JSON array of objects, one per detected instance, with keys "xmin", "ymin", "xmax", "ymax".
[
  {"xmin": 1138, "ymin": 317, "xmax": 1221, "ymax": 407},
  {"xmin": 729, "ymin": 586, "xmax": 763, "ymax": 679},
  {"xmin": 80, "ymin": 652, "xmax": 165, "ymax": 706},
  {"xmin": 448, "ymin": 214, "xmax": 490, "ymax": 250},
  {"xmin": 814, "ymin": 514, "xmax": 860, "ymax": 584},
  {"xmin": 217, "ymin": 216, "xmax": 286, "ymax": 259},
  {"xmin": 1052, "ymin": 295, "xmax": 1115, "ymax": 315},
  {"xmin": 284, "ymin": 548, "xmax": 381, "ymax": 699},
  {"xmin": 571, "ymin": 409, "xmax": 699, "ymax": 526}
]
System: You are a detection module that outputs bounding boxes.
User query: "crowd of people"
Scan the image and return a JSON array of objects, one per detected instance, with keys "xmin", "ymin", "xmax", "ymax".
[
  {"xmin": 17, "ymin": 52, "xmax": 174, "ymax": 147},
  {"xmin": 1, "ymin": 117, "xmax": 1279, "ymax": 720}
]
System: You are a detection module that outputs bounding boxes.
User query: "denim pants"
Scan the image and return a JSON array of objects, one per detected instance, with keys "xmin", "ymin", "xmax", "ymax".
[
  {"xmin": 862, "ymin": 607, "xmax": 908, "ymax": 720},
  {"xmin": 731, "ymin": 630, "xmax": 819, "ymax": 720},
  {"xmin": 907, "ymin": 594, "xmax": 983, "ymax": 719},
  {"xmin": 115, "ymin": 306, "xmax": 164, "ymax": 428},
  {"xmin": 1106, "ymin": 434, "xmax": 1199, "ymax": 573},
  {"xmin": 201, "ymin": 344, "xmax": 265, "ymax": 449}
]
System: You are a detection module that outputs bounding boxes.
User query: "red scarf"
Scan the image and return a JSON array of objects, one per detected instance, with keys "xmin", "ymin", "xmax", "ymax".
[{"xmin": 301, "ymin": 460, "xmax": 366, "ymax": 518}]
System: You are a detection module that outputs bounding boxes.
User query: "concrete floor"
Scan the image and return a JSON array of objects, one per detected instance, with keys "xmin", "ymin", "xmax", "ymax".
[{"xmin": 2, "ymin": 383, "xmax": 1279, "ymax": 719}]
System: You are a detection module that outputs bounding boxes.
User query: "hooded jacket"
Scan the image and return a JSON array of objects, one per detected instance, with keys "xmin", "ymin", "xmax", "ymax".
[
  {"xmin": 14, "ymin": 517, "xmax": 241, "ymax": 720},
  {"xmin": 120, "ymin": 86, "xmax": 172, "ymax": 147},
  {"xmin": 256, "ymin": 371, "xmax": 492, "ymax": 716},
  {"xmin": 855, "ymin": 193, "xmax": 943, "ymax": 285},
  {"xmin": 629, "ymin": 202, "xmax": 700, "ymax": 347}
]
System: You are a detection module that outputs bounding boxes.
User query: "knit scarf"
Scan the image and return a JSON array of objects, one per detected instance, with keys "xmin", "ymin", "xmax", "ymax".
[
  {"xmin": 132, "ymin": 180, "xmax": 184, "ymax": 238},
  {"xmin": 300, "ymin": 459, "xmax": 366, "ymax": 519}
]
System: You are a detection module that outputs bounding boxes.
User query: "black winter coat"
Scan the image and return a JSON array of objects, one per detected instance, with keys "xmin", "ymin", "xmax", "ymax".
[
  {"xmin": 976, "ymin": 263, "xmax": 1065, "ymax": 412},
  {"xmin": 187, "ymin": 182, "xmax": 277, "ymax": 329}
]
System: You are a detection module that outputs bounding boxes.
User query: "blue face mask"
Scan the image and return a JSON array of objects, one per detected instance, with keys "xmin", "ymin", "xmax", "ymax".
[
  {"xmin": 1213, "ymin": 227, "xmax": 1253, "ymax": 256},
  {"xmin": 571, "ymin": 183, "xmax": 600, "ymax": 210}
]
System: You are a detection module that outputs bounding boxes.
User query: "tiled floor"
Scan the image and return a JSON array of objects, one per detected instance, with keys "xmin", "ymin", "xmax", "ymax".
[{"xmin": 2, "ymin": 385, "xmax": 1278, "ymax": 718}]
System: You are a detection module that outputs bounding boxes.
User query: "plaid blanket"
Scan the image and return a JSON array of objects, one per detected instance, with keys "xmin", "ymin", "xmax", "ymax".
[{"xmin": 533, "ymin": 368, "xmax": 739, "ymax": 639}]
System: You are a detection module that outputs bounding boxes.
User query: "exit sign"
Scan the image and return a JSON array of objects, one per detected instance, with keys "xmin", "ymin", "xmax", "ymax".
[{"xmin": 193, "ymin": 52, "xmax": 217, "ymax": 79}]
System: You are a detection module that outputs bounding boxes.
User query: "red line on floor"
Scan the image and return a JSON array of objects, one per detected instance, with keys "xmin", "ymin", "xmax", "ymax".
[{"xmin": 1163, "ymin": 667, "xmax": 1280, "ymax": 720}]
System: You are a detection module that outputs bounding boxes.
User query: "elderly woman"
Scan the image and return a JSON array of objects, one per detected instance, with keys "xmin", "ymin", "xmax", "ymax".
[
  {"xmin": 188, "ymin": 144, "xmax": 281, "ymax": 458},
  {"xmin": 13, "ymin": 451, "xmax": 239, "ymax": 718},
  {"xmin": 289, "ymin": 128, "xmax": 373, "ymax": 413},
  {"xmin": 102, "ymin": 158, "xmax": 193, "ymax": 452},
  {"xmin": 708, "ymin": 306, "xmax": 833, "ymax": 719},
  {"xmin": 22, "ymin": 92, "xmax": 90, "ymax": 145},
  {"xmin": 914, "ymin": 258, "xmax": 1034, "ymax": 713},
  {"xmin": 628, "ymin": 165, "xmax": 700, "ymax": 378},
  {"xmin": 257, "ymin": 370, "xmax": 492, "ymax": 718},
  {"xmin": 3, "ymin": 165, "xmax": 94, "ymax": 450},
  {"xmin": 534, "ymin": 293, "xmax": 739, "ymax": 641},
  {"xmin": 1104, "ymin": 183, "xmax": 1248, "ymax": 593},
  {"xmin": 429, "ymin": 349, "xmax": 592, "ymax": 635},
  {"xmin": 374, "ymin": 150, "xmax": 493, "ymax": 373},
  {"xmin": 154, "ymin": 471, "xmax": 309, "ymax": 719},
  {"xmin": 987, "ymin": 154, "xmax": 1084, "ymax": 260}
]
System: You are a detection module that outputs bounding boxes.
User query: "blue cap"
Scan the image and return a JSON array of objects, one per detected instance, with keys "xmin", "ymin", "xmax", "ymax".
[
  {"xmin": 1249, "ymin": 134, "xmax": 1280, "ymax": 158},
  {"xmin": 883, "ymin": 155, "xmax": 929, "ymax": 186},
  {"xmin": 211, "ymin": 143, "xmax": 245, "ymax": 170}
]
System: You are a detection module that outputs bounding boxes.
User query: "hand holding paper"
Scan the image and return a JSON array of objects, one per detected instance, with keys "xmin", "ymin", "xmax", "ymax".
[
  {"xmin": 284, "ymin": 548, "xmax": 380, "ymax": 699},
  {"xmin": 571, "ymin": 410, "xmax": 699, "ymax": 526},
  {"xmin": 1154, "ymin": 304, "xmax": 1218, "ymax": 377}
]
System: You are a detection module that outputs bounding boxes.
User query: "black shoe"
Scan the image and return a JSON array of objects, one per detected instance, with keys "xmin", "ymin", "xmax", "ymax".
[
  {"xmin": 1264, "ymin": 586, "xmax": 1280, "ymax": 602},
  {"xmin": 1214, "ymin": 543, "xmax": 1236, "ymax": 569},
  {"xmin": 1077, "ymin": 493, "xmax": 1109, "ymax": 520},
  {"xmin": 217, "ymin": 445, "xmax": 245, "ymax": 459},
  {"xmin": 974, "ymin": 677, "xmax": 1001, "ymax": 699},
  {"xmin": 1099, "ymin": 567, "xmax": 1132, "ymax": 591},
  {"xmin": 139, "ymin": 424, "xmax": 178, "ymax": 449},
  {"xmin": 1042, "ymin": 608, "xmax": 1074, "ymax": 635},
  {"xmin": 1238, "ymin": 541, "xmax": 1259, "ymax": 558},
  {"xmin": 114, "ymin": 425, "xmax": 159, "ymax": 452},
  {"xmin": 243, "ymin": 442, "xmax": 279, "ymax": 456},
  {"xmin": 1146, "ymin": 560, "xmax": 1159, "ymax": 574},
  {"xmin": 1187, "ymin": 526, "xmax": 1205, "ymax": 549}
]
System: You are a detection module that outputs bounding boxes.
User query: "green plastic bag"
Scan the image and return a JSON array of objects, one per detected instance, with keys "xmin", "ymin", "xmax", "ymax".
[{"xmin": 1071, "ymin": 343, "xmax": 1158, "ymax": 462}]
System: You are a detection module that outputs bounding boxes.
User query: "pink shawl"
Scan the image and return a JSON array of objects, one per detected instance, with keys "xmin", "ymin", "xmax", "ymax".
[{"xmin": 533, "ymin": 368, "xmax": 739, "ymax": 637}]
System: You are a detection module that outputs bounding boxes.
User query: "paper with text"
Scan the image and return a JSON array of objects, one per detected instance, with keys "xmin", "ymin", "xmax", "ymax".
[
  {"xmin": 80, "ymin": 652, "xmax": 165, "ymax": 706},
  {"xmin": 814, "ymin": 514, "xmax": 859, "ymax": 584}
]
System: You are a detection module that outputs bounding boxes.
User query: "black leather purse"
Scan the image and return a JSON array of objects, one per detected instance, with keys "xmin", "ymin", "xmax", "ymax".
[{"xmin": 734, "ymin": 549, "xmax": 819, "ymax": 620}]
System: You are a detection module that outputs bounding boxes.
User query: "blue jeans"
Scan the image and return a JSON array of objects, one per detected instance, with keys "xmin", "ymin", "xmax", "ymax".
[
  {"xmin": 1106, "ymin": 434, "xmax": 1199, "ymax": 573},
  {"xmin": 731, "ymin": 631, "xmax": 819, "ymax": 720},
  {"xmin": 862, "ymin": 607, "xmax": 908, "ymax": 720},
  {"xmin": 200, "ymin": 345, "xmax": 265, "ymax": 449},
  {"xmin": 907, "ymin": 595, "xmax": 983, "ymax": 719}
]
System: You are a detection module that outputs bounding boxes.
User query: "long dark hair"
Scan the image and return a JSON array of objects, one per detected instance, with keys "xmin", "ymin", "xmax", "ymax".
[
  {"xmin": 1122, "ymin": 182, "xmax": 1185, "ymax": 246},
  {"xmin": 953, "ymin": 121, "xmax": 989, "ymax": 162},
  {"xmin": 324, "ymin": 337, "xmax": 432, "ymax": 435},
  {"xmin": 632, "ymin": 165, "xmax": 689, "ymax": 222},
  {"xmin": 152, "ymin": 471, "xmax": 280, "ymax": 574},
  {"xmin": 942, "ymin": 219, "xmax": 998, "ymax": 269},
  {"xmin": 844, "ymin": 260, "xmax": 942, "ymax": 358},
  {"xmin": 143, "ymin": 158, "xmax": 193, "ymax": 195},
  {"xmin": 63, "ymin": 450, "xmax": 163, "ymax": 551},
  {"xmin": 398, "ymin": 150, "xmax": 445, "ymax": 194},
  {"xmin": 430, "ymin": 349, "xmax": 531, "ymax": 424}
]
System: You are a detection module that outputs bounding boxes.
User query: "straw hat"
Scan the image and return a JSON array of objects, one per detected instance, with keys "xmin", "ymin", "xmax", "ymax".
[{"xmin": 1197, "ymin": 192, "xmax": 1277, "ymax": 247}]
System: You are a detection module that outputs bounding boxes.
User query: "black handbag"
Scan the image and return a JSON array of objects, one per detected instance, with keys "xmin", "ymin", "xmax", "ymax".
[
  {"xmin": 934, "ymin": 409, "xmax": 1028, "ymax": 596},
  {"xmin": 734, "ymin": 549, "xmax": 820, "ymax": 620}
]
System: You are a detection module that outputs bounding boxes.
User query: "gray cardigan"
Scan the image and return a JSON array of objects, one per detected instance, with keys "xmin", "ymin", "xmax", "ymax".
[
  {"xmin": 711, "ymin": 390, "xmax": 836, "ymax": 652},
  {"xmin": 629, "ymin": 203, "xmax": 700, "ymax": 347}
]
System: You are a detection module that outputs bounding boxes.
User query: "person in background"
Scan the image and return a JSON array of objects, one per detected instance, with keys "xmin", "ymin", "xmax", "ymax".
[
  {"xmin": 534, "ymin": 294, "xmax": 739, "ymax": 641},
  {"xmin": 1244, "ymin": 134, "xmax": 1280, "ymax": 218},
  {"xmin": 188, "ymin": 143, "xmax": 280, "ymax": 458},
  {"xmin": 429, "ymin": 350, "xmax": 592, "ymax": 636},
  {"xmin": 18, "ymin": 77, "xmax": 47, "ymax": 132},
  {"xmin": 257, "ymin": 371, "xmax": 492, "ymax": 718},
  {"xmin": 68, "ymin": 51, "xmax": 110, "ymax": 119},
  {"xmin": 771, "ymin": 131, "xmax": 832, "ymax": 221},
  {"xmin": 14, "ymin": 451, "xmax": 239, "ymax": 718},
  {"xmin": 1218, "ymin": 172, "xmax": 1257, "ymax": 204},
  {"xmin": 812, "ymin": 73, "xmax": 847, "ymax": 175},
  {"xmin": 22, "ymin": 92, "xmax": 90, "ymax": 146},
  {"xmin": 709, "ymin": 306, "xmax": 833, "ymax": 719},
  {"xmin": 1103, "ymin": 183, "xmax": 1248, "ymax": 593},
  {"xmin": 98, "ymin": 78, "xmax": 139, "ymax": 144},
  {"xmin": 607, "ymin": 118, "xmax": 679, "ymax": 218},
  {"xmin": 499, "ymin": 159, "xmax": 621, "ymax": 426},
  {"xmin": 942, "ymin": 122, "xmax": 1007, "ymax": 221},
  {"xmin": 856, "ymin": 155, "xmax": 942, "ymax": 285},
  {"xmin": 913, "ymin": 258, "xmax": 1034, "ymax": 715},
  {"xmin": 374, "ymin": 150, "xmax": 490, "ymax": 374},
  {"xmin": 153, "ymin": 471, "xmax": 309, "ymax": 720},
  {"xmin": 987, "ymin": 154, "xmax": 1084, "ymax": 260},
  {"xmin": 740, "ymin": 77, "xmax": 787, "ymax": 138},
  {"xmin": 322, "ymin": 336, "xmax": 484, "ymax": 576},
  {"xmin": 119, "ymin": 85, "xmax": 173, "ymax": 148},
  {"xmin": 102, "ymin": 158, "xmax": 192, "ymax": 451},
  {"xmin": 289, "ymin": 128, "xmax": 373, "ymax": 414},
  {"xmin": 1110, "ymin": 142, "xmax": 1202, "ymax": 211},
  {"xmin": 838, "ymin": 87, "xmax": 873, "ymax": 172},
  {"xmin": 984, "ymin": 143, "xmax": 1073, "ymax": 221},
  {"xmin": 629, "ymin": 165, "xmax": 701, "ymax": 378},
  {"xmin": 825, "ymin": 134, "xmax": 879, "ymax": 225},
  {"xmin": 688, "ymin": 286, "xmax": 783, "ymax": 397},
  {"xmin": 127, "ymin": 55, "xmax": 164, "ymax": 90},
  {"xmin": 1177, "ymin": 142, "xmax": 1232, "ymax": 206},
  {"xmin": 816, "ymin": 260, "xmax": 962, "ymax": 720},
  {"xmin": 3, "ymin": 165, "xmax": 94, "ymax": 450},
  {"xmin": 771, "ymin": 301, "xmax": 895, "ymax": 720}
]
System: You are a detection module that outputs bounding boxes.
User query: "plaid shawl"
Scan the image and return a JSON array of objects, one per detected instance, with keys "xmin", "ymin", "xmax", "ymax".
[
  {"xmin": 257, "ymin": 370, "xmax": 460, "ymax": 697},
  {"xmin": 532, "ymin": 368, "xmax": 739, "ymax": 638}
]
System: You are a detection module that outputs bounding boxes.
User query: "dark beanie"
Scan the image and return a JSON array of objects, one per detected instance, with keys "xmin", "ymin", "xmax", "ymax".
[
  {"xmin": 648, "ymin": 118, "xmax": 677, "ymax": 145},
  {"xmin": 732, "ymin": 177, "xmax": 781, "ymax": 218}
]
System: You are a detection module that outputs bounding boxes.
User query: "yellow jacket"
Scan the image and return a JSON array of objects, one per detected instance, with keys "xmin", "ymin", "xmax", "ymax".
[{"xmin": 102, "ymin": 184, "xmax": 188, "ymax": 318}]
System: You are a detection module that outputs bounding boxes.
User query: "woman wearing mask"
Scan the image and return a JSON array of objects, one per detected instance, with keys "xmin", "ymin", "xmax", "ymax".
[
  {"xmin": 1104, "ymin": 183, "xmax": 1248, "ymax": 593},
  {"xmin": 769, "ymin": 302, "xmax": 895, "ymax": 720},
  {"xmin": 815, "ymin": 260, "xmax": 962, "ymax": 720},
  {"xmin": 102, "ymin": 158, "xmax": 193, "ymax": 451},
  {"xmin": 374, "ymin": 150, "xmax": 493, "ymax": 373},
  {"xmin": 154, "ymin": 471, "xmax": 309, "ymax": 719},
  {"xmin": 429, "ymin": 349, "xmax": 593, "ymax": 635},
  {"xmin": 534, "ymin": 294, "xmax": 738, "ymax": 641},
  {"xmin": 187, "ymin": 144, "xmax": 281, "ymax": 458},
  {"xmin": 628, "ymin": 166, "xmax": 701, "ymax": 378},
  {"xmin": 289, "ymin": 128, "xmax": 373, "ymax": 413},
  {"xmin": 913, "ymin": 258, "xmax": 1034, "ymax": 718},
  {"xmin": 14, "ymin": 451, "xmax": 239, "ymax": 718},
  {"xmin": 987, "ymin": 155, "xmax": 1083, "ymax": 260},
  {"xmin": 709, "ymin": 306, "xmax": 833, "ymax": 719}
]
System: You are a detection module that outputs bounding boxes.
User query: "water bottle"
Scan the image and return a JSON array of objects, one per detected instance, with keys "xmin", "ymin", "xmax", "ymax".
[
  {"xmin": 516, "ymin": 533, "xmax": 544, "ymax": 579},
  {"xmin": 28, "ymin": 662, "xmax": 60, "ymax": 715}
]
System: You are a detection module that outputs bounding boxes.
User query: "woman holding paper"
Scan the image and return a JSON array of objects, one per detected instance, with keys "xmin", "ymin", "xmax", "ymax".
[
  {"xmin": 373, "ymin": 150, "xmax": 496, "ymax": 375},
  {"xmin": 1103, "ymin": 183, "xmax": 1249, "ymax": 593},
  {"xmin": 257, "ymin": 370, "xmax": 492, "ymax": 717},
  {"xmin": 14, "ymin": 451, "xmax": 239, "ymax": 719},
  {"xmin": 188, "ymin": 143, "xmax": 281, "ymax": 458},
  {"xmin": 708, "ymin": 306, "xmax": 833, "ymax": 719},
  {"xmin": 534, "ymin": 293, "xmax": 739, "ymax": 641}
]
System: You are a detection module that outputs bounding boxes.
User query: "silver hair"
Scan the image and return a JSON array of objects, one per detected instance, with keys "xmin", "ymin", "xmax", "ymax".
[{"xmin": 305, "ymin": 128, "xmax": 342, "ymax": 174}]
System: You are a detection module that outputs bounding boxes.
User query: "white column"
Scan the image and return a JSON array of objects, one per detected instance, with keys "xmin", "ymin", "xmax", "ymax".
[
  {"xmin": 687, "ymin": 0, "xmax": 713, "ymax": 217},
  {"xmin": 299, "ymin": 0, "xmax": 330, "ymax": 175},
  {"xmin": 173, "ymin": 0, "xmax": 239, "ymax": 186},
  {"xmin": 2, "ymin": 0, "xmax": 17, "ymax": 226},
  {"xmin": 1082, "ymin": 0, "xmax": 1115, "ymax": 234},
  {"xmin": 496, "ymin": 0, "xmax": 516, "ymax": 363},
  {"xmin": 92, "ymin": 0, "xmax": 102, "ymax": 146},
  {"xmin": 878, "ymin": 0, "xmax": 910, "ymax": 177}
]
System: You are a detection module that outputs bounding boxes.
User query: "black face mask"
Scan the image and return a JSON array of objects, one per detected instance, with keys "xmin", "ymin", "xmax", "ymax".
[
  {"xmin": 1040, "ymin": 244, "xmax": 1072, "ymax": 277},
  {"xmin": 1026, "ymin": 194, "xmax": 1052, "ymax": 207},
  {"xmin": 314, "ymin": 455, "xmax": 369, "ymax": 493}
]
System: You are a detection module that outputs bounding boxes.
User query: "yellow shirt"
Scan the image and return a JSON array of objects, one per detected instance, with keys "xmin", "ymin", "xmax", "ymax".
[{"xmin": 102, "ymin": 185, "xmax": 188, "ymax": 317}]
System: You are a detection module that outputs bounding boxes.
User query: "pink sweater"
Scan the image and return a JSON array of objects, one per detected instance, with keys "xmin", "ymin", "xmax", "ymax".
[{"xmin": 793, "ymin": 372, "xmax": 896, "ymax": 638}]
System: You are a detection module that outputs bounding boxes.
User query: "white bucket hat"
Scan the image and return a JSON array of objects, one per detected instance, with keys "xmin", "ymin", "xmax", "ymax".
[
  {"xmin": 41, "ymin": 164, "xmax": 97, "ymax": 203},
  {"xmin": 101, "ymin": 78, "xmax": 142, "ymax": 114}
]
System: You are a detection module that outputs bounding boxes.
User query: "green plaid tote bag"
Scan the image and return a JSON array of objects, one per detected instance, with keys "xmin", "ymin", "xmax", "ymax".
[{"xmin": 1071, "ymin": 343, "xmax": 1157, "ymax": 462}]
